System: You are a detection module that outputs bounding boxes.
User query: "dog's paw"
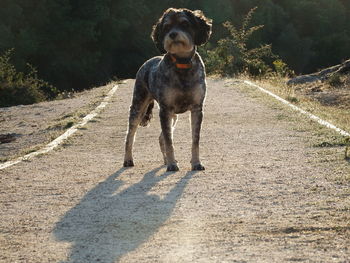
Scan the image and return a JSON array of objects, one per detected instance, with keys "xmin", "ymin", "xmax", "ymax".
[
  {"xmin": 167, "ymin": 163, "xmax": 179, "ymax": 172},
  {"xmin": 123, "ymin": 160, "xmax": 134, "ymax": 167},
  {"xmin": 192, "ymin": 163, "xmax": 205, "ymax": 171}
]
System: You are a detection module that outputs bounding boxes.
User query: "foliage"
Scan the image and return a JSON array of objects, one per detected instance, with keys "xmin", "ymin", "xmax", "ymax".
[
  {"xmin": 0, "ymin": 49, "xmax": 56, "ymax": 107},
  {"xmin": 0, "ymin": 0, "xmax": 157, "ymax": 93},
  {"xmin": 326, "ymin": 73, "xmax": 342, "ymax": 87},
  {"xmin": 0, "ymin": 0, "xmax": 350, "ymax": 106},
  {"xmin": 201, "ymin": 7, "xmax": 278, "ymax": 77},
  {"xmin": 272, "ymin": 59, "xmax": 294, "ymax": 78}
]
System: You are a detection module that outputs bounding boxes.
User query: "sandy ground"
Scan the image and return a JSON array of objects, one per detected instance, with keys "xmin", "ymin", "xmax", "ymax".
[
  {"xmin": 0, "ymin": 84, "xmax": 111, "ymax": 161},
  {"xmin": 0, "ymin": 78, "xmax": 349, "ymax": 262}
]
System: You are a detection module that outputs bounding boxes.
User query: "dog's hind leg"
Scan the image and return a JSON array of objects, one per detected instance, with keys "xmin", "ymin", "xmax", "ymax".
[
  {"xmin": 140, "ymin": 101, "xmax": 154, "ymax": 127},
  {"xmin": 123, "ymin": 83, "xmax": 151, "ymax": 167}
]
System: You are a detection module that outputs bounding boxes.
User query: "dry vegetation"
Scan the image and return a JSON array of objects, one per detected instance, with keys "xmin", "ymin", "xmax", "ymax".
[
  {"xmin": 235, "ymin": 60, "xmax": 350, "ymax": 162},
  {"xmin": 0, "ymin": 83, "xmax": 113, "ymax": 163},
  {"xmin": 253, "ymin": 70, "xmax": 350, "ymax": 134}
]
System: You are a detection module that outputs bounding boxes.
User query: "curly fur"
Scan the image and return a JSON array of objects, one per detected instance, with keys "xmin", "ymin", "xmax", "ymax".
[{"xmin": 124, "ymin": 8, "xmax": 212, "ymax": 172}]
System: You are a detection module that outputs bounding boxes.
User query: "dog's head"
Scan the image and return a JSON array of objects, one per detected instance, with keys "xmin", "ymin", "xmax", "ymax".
[{"xmin": 151, "ymin": 8, "xmax": 212, "ymax": 54}]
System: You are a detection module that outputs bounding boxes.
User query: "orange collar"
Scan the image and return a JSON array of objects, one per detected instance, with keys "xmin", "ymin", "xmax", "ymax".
[{"xmin": 170, "ymin": 54, "xmax": 192, "ymax": 69}]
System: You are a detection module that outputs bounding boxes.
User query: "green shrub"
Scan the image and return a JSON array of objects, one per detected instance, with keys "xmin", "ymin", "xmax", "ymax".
[
  {"xmin": 326, "ymin": 73, "xmax": 342, "ymax": 87},
  {"xmin": 273, "ymin": 59, "xmax": 294, "ymax": 78},
  {"xmin": 200, "ymin": 7, "xmax": 281, "ymax": 77},
  {"xmin": 0, "ymin": 49, "xmax": 57, "ymax": 107}
]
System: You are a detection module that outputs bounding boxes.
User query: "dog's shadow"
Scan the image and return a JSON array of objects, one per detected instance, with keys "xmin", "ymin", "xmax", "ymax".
[{"xmin": 54, "ymin": 167, "xmax": 194, "ymax": 263}]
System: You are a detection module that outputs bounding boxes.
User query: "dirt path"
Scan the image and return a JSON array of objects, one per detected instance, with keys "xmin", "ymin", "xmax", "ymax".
[{"xmin": 1, "ymin": 78, "xmax": 349, "ymax": 262}]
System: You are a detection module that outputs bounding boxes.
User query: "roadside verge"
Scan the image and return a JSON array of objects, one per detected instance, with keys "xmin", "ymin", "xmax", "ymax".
[{"xmin": 0, "ymin": 84, "xmax": 119, "ymax": 170}]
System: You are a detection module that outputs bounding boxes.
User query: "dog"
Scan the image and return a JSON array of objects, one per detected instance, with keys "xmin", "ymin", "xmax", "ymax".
[{"xmin": 123, "ymin": 8, "xmax": 212, "ymax": 171}]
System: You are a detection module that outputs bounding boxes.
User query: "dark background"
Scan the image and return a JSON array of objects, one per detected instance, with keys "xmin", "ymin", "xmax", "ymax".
[{"xmin": 1, "ymin": 0, "xmax": 349, "ymax": 92}]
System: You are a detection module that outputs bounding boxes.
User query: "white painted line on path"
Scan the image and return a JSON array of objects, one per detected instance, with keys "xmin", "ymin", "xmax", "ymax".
[
  {"xmin": 0, "ymin": 84, "xmax": 119, "ymax": 171},
  {"xmin": 244, "ymin": 80, "xmax": 350, "ymax": 137}
]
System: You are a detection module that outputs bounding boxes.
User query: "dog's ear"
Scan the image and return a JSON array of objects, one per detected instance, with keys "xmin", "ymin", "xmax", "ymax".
[
  {"xmin": 191, "ymin": 10, "xmax": 212, "ymax": 46},
  {"xmin": 151, "ymin": 15, "xmax": 166, "ymax": 54}
]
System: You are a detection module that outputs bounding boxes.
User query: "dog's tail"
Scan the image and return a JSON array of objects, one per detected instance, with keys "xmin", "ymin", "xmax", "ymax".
[{"xmin": 140, "ymin": 101, "xmax": 154, "ymax": 127}]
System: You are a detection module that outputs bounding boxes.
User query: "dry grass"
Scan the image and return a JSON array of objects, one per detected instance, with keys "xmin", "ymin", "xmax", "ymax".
[
  {"xmin": 232, "ymin": 75, "xmax": 350, "ymax": 183},
  {"xmin": 250, "ymin": 74, "xmax": 350, "ymax": 133}
]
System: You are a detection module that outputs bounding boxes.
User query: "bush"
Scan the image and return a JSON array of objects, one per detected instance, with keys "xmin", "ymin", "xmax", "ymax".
[
  {"xmin": 0, "ymin": 49, "xmax": 57, "ymax": 107},
  {"xmin": 272, "ymin": 59, "xmax": 294, "ymax": 78},
  {"xmin": 200, "ymin": 7, "xmax": 282, "ymax": 77},
  {"xmin": 326, "ymin": 73, "xmax": 342, "ymax": 87}
]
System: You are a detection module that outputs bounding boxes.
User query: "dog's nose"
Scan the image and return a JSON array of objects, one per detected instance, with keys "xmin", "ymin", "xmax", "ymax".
[{"xmin": 169, "ymin": 32, "xmax": 178, "ymax": 39}]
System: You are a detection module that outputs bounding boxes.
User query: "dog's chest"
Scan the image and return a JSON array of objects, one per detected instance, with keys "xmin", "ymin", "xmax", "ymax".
[
  {"xmin": 148, "ymin": 57, "xmax": 206, "ymax": 113},
  {"xmin": 163, "ymin": 83, "xmax": 205, "ymax": 113}
]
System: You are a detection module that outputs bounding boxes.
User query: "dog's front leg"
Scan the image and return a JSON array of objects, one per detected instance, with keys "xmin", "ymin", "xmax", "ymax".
[
  {"xmin": 159, "ymin": 108, "xmax": 179, "ymax": 172},
  {"xmin": 191, "ymin": 106, "xmax": 205, "ymax": 171}
]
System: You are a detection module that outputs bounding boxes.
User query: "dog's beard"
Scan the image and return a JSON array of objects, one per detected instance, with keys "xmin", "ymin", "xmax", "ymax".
[{"xmin": 164, "ymin": 32, "xmax": 194, "ymax": 56}]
